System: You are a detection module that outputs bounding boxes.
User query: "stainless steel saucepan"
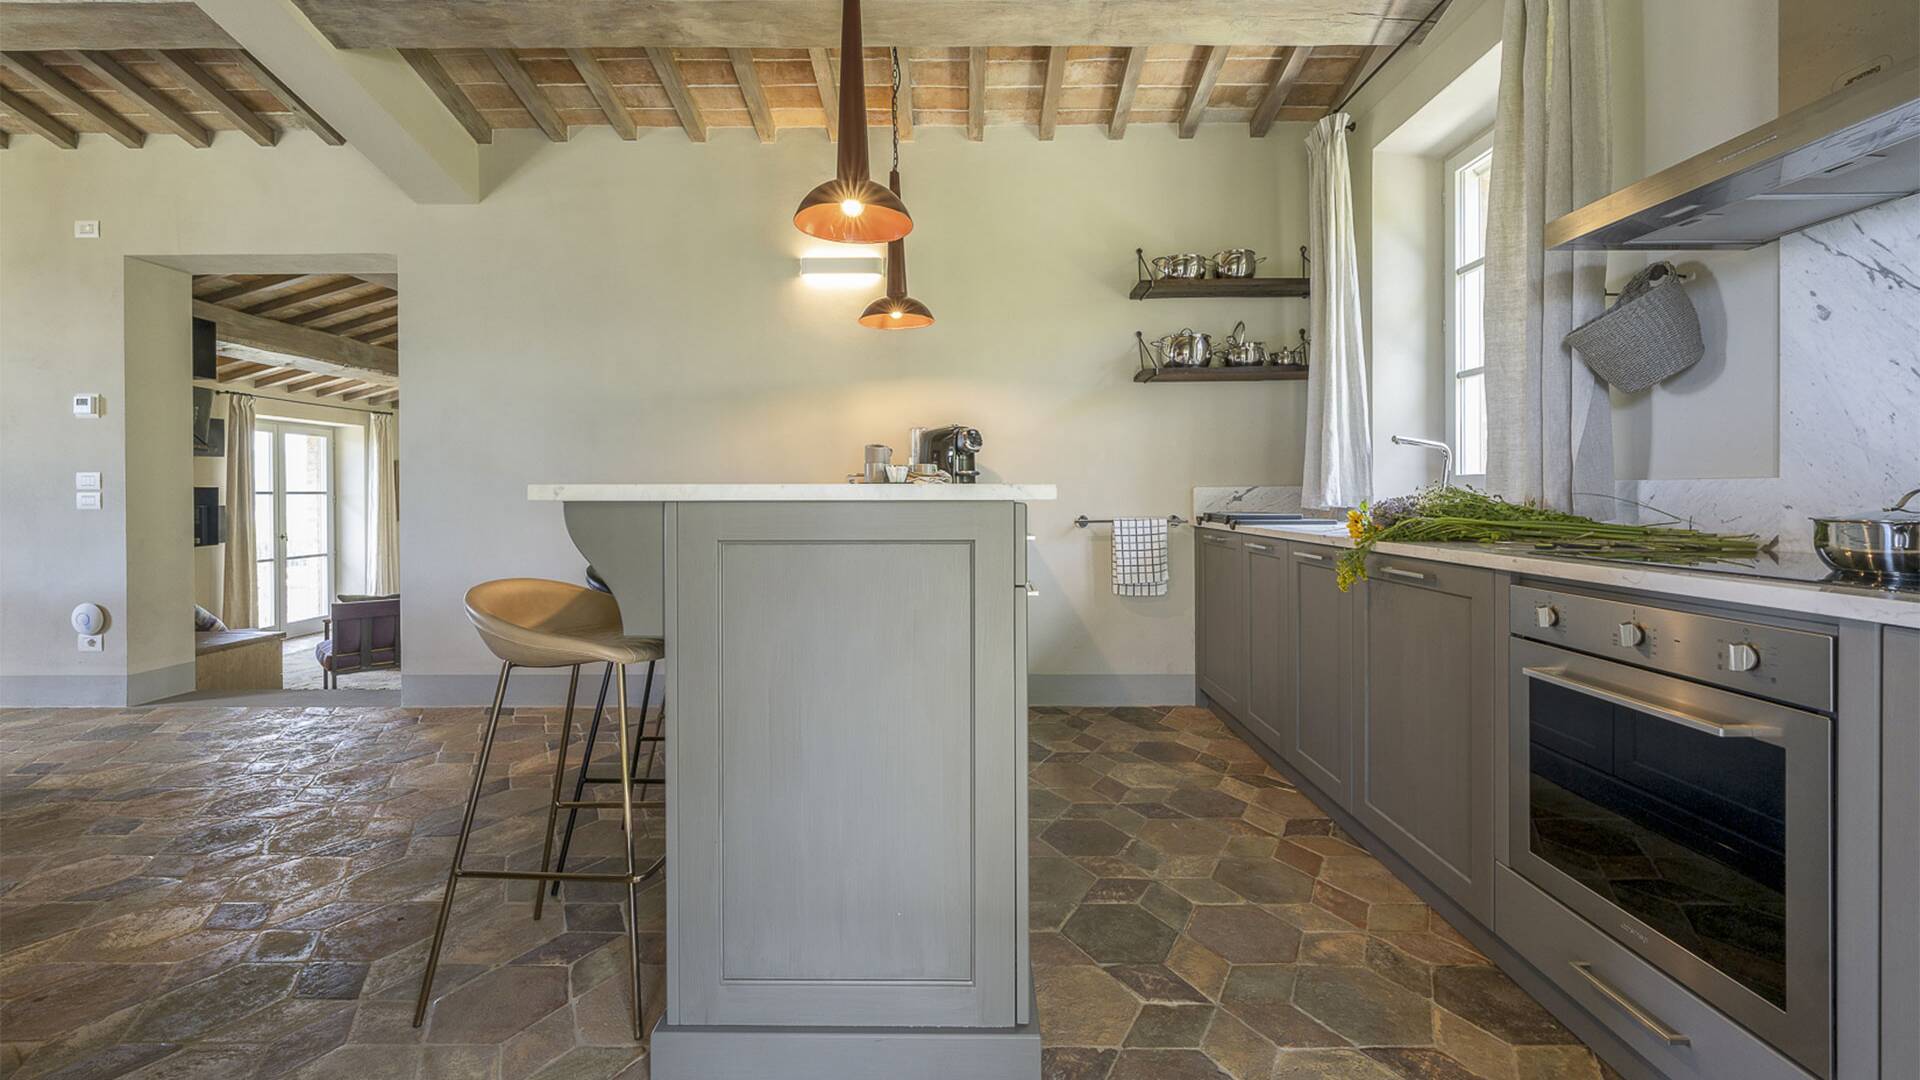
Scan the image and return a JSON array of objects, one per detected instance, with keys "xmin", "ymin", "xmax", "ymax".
[
  {"xmin": 1812, "ymin": 487, "xmax": 1919, "ymax": 582},
  {"xmin": 1147, "ymin": 328, "xmax": 1211, "ymax": 367},
  {"xmin": 1151, "ymin": 253, "xmax": 1210, "ymax": 280},
  {"xmin": 1213, "ymin": 248, "xmax": 1266, "ymax": 279}
]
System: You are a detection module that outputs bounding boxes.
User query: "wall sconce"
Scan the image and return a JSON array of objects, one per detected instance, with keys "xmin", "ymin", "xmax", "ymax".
[{"xmin": 798, "ymin": 255, "xmax": 886, "ymax": 289}]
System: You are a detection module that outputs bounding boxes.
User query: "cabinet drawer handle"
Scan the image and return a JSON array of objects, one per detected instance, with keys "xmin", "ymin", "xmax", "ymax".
[
  {"xmin": 1568, "ymin": 962, "xmax": 1691, "ymax": 1046},
  {"xmin": 1379, "ymin": 566, "xmax": 1428, "ymax": 582},
  {"xmin": 1244, "ymin": 542, "xmax": 1273, "ymax": 552},
  {"xmin": 1293, "ymin": 551, "xmax": 1326, "ymax": 563}
]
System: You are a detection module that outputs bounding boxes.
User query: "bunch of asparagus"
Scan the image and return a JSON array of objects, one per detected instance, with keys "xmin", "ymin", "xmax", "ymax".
[{"xmin": 1338, "ymin": 486, "xmax": 1768, "ymax": 590}]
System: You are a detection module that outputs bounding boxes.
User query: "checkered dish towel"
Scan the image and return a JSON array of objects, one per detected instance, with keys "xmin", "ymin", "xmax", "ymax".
[{"xmin": 1112, "ymin": 517, "xmax": 1170, "ymax": 597}]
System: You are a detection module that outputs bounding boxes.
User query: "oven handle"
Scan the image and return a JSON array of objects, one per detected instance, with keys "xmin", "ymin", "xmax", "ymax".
[
  {"xmin": 1522, "ymin": 666, "xmax": 1784, "ymax": 740},
  {"xmin": 1568, "ymin": 962, "xmax": 1692, "ymax": 1046}
]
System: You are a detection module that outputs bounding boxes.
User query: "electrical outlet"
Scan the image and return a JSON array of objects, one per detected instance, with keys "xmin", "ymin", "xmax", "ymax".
[
  {"xmin": 74, "ymin": 220, "xmax": 100, "ymax": 239},
  {"xmin": 76, "ymin": 471, "xmax": 101, "ymax": 491},
  {"xmin": 76, "ymin": 491, "xmax": 101, "ymax": 510},
  {"xmin": 78, "ymin": 634, "xmax": 103, "ymax": 652}
]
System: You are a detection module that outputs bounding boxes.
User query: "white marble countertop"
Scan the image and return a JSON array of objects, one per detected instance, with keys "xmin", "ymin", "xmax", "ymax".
[
  {"xmin": 1197, "ymin": 521, "xmax": 1920, "ymax": 629},
  {"xmin": 530, "ymin": 483, "xmax": 1057, "ymax": 502}
]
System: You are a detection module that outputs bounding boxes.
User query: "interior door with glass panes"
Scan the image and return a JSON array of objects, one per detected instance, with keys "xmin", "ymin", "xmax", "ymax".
[{"xmin": 253, "ymin": 422, "xmax": 334, "ymax": 636}]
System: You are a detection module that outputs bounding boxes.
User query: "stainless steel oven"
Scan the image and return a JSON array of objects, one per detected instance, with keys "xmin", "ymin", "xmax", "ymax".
[{"xmin": 1505, "ymin": 585, "xmax": 1833, "ymax": 1077}]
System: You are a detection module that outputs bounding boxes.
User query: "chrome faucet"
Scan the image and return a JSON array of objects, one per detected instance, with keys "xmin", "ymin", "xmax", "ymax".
[{"xmin": 1390, "ymin": 435, "xmax": 1454, "ymax": 488}]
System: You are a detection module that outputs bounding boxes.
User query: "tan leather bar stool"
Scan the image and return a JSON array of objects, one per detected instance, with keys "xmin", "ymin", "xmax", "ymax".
[{"xmin": 414, "ymin": 578, "xmax": 665, "ymax": 1041}]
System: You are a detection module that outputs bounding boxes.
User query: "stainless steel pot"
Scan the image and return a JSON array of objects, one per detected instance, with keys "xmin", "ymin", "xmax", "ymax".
[
  {"xmin": 1217, "ymin": 320, "xmax": 1268, "ymax": 366},
  {"xmin": 1812, "ymin": 487, "xmax": 1919, "ymax": 581},
  {"xmin": 1213, "ymin": 248, "xmax": 1266, "ymax": 279},
  {"xmin": 1148, "ymin": 328, "xmax": 1211, "ymax": 367},
  {"xmin": 1151, "ymin": 253, "xmax": 1210, "ymax": 280}
]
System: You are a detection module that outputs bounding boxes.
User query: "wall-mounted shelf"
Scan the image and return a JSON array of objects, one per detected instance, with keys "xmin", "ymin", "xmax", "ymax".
[
  {"xmin": 1129, "ymin": 277, "xmax": 1311, "ymax": 300},
  {"xmin": 1131, "ymin": 247, "xmax": 1311, "ymax": 300},
  {"xmin": 1133, "ymin": 366, "xmax": 1309, "ymax": 384}
]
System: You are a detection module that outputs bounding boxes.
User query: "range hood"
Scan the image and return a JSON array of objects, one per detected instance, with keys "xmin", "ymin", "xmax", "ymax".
[{"xmin": 1547, "ymin": 49, "xmax": 1920, "ymax": 251}]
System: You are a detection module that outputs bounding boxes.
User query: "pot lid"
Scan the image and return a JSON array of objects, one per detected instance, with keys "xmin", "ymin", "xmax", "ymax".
[{"xmin": 1812, "ymin": 487, "xmax": 1920, "ymax": 523}]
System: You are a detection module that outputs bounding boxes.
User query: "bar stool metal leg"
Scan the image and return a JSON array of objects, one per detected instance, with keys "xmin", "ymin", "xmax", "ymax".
[
  {"xmin": 532, "ymin": 664, "xmax": 581, "ymax": 920},
  {"xmin": 549, "ymin": 661, "xmax": 616, "ymax": 897},
  {"xmin": 414, "ymin": 660, "xmax": 513, "ymax": 1028},
  {"xmin": 615, "ymin": 663, "xmax": 646, "ymax": 1041}
]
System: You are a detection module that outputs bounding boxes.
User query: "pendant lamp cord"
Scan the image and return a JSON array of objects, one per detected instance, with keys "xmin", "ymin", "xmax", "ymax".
[{"xmin": 889, "ymin": 47, "xmax": 901, "ymax": 172}]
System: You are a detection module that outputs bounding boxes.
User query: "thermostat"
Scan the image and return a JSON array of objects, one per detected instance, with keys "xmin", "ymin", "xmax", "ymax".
[{"xmin": 72, "ymin": 393, "xmax": 102, "ymax": 418}]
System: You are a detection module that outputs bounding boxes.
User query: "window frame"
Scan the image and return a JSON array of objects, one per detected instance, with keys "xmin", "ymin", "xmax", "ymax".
[
  {"xmin": 253, "ymin": 419, "xmax": 337, "ymax": 635},
  {"xmin": 1444, "ymin": 128, "xmax": 1494, "ymax": 488}
]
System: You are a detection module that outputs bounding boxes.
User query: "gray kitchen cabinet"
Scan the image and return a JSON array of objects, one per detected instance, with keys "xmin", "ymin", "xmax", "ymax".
[
  {"xmin": 1241, "ymin": 538, "xmax": 1291, "ymax": 751},
  {"xmin": 1276, "ymin": 541, "xmax": 1352, "ymax": 807},
  {"xmin": 1351, "ymin": 553, "xmax": 1497, "ymax": 922},
  {"xmin": 1884, "ymin": 627, "xmax": 1919, "ymax": 1077},
  {"xmin": 1196, "ymin": 530, "xmax": 1249, "ymax": 718}
]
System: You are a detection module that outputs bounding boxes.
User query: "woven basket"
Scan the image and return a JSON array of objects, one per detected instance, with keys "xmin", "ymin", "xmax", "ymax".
[{"xmin": 1564, "ymin": 262, "xmax": 1703, "ymax": 393}]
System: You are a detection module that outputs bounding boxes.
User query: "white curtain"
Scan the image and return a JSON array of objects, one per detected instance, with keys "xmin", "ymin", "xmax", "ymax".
[
  {"xmin": 220, "ymin": 394, "xmax": 257, "ymax": 628},
  {"xmin": 366, "ymin": 411, "xmax": 400, "ymax": 595},
  {"xmin": 1302, "ymin": 113, "xmax": 1373, "ymax": 510},
  {"xmin": 1483, "ymin": 0, "xmax": 1614, "ymax": 515}
]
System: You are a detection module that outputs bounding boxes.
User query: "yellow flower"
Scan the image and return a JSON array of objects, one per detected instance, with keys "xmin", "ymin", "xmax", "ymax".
[{"xmin": 1345, "ymin": 508, "xmax": 1366, "ymax": 539}]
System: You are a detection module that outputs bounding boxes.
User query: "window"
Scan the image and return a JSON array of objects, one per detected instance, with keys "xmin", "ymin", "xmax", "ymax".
[{"xmin": 1446, "ymin": 131, "xmax": 1493, "ymax": 485}]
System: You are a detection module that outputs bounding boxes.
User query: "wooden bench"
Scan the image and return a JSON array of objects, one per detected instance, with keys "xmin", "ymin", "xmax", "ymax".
[{"xmin": 195, "ymin": 629, "xmax": 285, "ymax": 691}]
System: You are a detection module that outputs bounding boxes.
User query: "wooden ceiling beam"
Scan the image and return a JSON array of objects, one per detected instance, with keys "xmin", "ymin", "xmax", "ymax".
[
  {"xmin": 150, "ymin": 50, "xmax": 276, "ymax": 146},
  {"xmin": 0, "ymin": 86, "xmax": 77, "ymax": 149},
  {"xmin": 1037, "ymin": 46, "xmax": 1066, "ymax": 141},
  {"xmin": 646, "ymin": 48, "xmax": 706, "ymax": 143},
  {"xmin": 966, "ymin": 47, "xmax": 985, "ymax": 142},
  {"xmin": 289, "ymin": 292, "xmax": 396, "ymax": 327},
  {"xmin": 0, "ymin": 130, "xmax": 8, "ymax": 149},
  {"xmin": 567, "ymin": 48, "xmax": 635, "ymax": 140},
  {"xmin": 0, "ymin": 51, "xmax": 144, "ymax": 148},
  {"xmin": 1250, "ymin": 46, "xmax": 1311, "ymax": 137},
  {"xmin": 326, "ymin": 310, "xmax": 399, "ymax": 337},
  {"xmin": 233, "ymin": 50, "xmax": 344, "ymax": 145},
  {"xmin": 892, "ymin": 50, "xmax": 913, "ymax": 142},
  {"xmin": 1108, "ymin": 47, "xmax": 1144, "ymax": 140},
  {"xmin": 485, "ymin": 48, "xmax": 566, "ymax": 141},
  {"xmin": 284, "ymin": 373, "xmax": 356, "ymax": 395},
  {"xmin": 285, "ymin": 1, "xmax": 1446, "ymax": 49},
  {"xmin": 215, "ymin": 360, "xmax": 273, "ymax": 382},
  {"xmin": 252, "ymin": 368, "xmax": 306, "ymax": 388},
  {"xmin": 1179, "ymin": 45, "xmax": 1228, "ymax": 139},
  {"xmin": 0, "ymin": 3, "xmax": 236, "ymax": 51},
  {"xmin": 202, "ymin": 274, "xmax": 312, "ymax": 305},
  {"xmin": 244, "ymin": 278, "xmax": 363, "ymax": 317},
  {"xmin": 728, "ymin": 48, "xmax": 775, "ymax": 143},
  {"xmin": 339, "ymin": 383, "xmax": 386, "ymax": 401},
  {"xmin": 401, "ymin": 48, "xmax": 490, "ymax": 144},
  {"xmin": 808, "ymin": 47, "xmax": 838, "ymax": 141},
  {"xmin": 71, "ymin": 49, "xmax": 211, "ymax": 147},
  {"xmin": 195, "ymin": 299, "xmax": 398, "ymax": 379}
]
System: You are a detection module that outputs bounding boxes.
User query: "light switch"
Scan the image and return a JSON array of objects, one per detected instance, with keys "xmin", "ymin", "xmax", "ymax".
[
  {"xmin": 78, "ymin": 634, "xmax": 103, "ymax": 652},
  {"xmin": 76, "ymin": 491, "xmax": 101, "ymax": 510},
  {"xmin": 75, "ymin": 472, "xmax": 101, "ymax": 491},
  {"xmin": 74, "ymin": 220, "xmax": 100, "ymax": 239}
]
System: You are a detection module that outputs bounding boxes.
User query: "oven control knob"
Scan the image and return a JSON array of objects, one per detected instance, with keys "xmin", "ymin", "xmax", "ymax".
[
  {"xmin": 1725, "ymin": 642, "xmax": 1760, "ymax": 672},
  {"xmin": 1534, "ymin": 604, "xmax": 1558, "ymax": 629},
  {"xmin": 1616, "ymin": 621, "xmax": 1645, "ymax": 647}
]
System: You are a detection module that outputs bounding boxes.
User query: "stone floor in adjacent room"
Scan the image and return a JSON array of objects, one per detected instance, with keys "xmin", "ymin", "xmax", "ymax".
[{"xmin": 0, "ymin": 704, "xmax": 1611, "ymax": 1080}]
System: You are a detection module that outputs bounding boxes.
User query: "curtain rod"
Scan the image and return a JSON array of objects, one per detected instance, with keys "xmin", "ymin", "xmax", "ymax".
[
  {"xmin": 197, "ymin": 380, "xmax": 396, "ymax": 416},
  {"xmin": 1332, "ymin": 0, "xmax": 1454, "ymax": 119}
]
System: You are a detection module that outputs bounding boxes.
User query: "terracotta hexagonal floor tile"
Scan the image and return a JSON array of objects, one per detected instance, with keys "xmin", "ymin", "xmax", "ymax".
[
  {"xmin": 1183, "ymin": 905, "xmax": 1302, "ymax": 964},
  {"xmin": 1061, "ymin": 903, "xmax": 1180, "ymax": 964}
]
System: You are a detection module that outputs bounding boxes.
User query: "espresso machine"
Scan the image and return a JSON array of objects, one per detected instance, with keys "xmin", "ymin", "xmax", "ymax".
[{"xmin": 921, "ymin": 425, "xmax": 983, "ymax": 483}]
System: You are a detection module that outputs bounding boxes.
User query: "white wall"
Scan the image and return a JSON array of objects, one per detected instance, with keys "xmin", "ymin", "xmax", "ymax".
[{"xmin": 1, "ymin": 123, "xmax": 1309, "ymax": 705}]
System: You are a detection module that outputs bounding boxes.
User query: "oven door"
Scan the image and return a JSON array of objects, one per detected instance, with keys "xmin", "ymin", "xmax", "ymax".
[{"xmin": 1506, "ymin": 636, "xmax": 1831, "ymax": 1076}]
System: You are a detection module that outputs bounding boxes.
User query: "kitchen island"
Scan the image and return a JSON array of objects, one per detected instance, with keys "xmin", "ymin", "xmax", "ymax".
[{"xmin": 529, "ymin": 484, "xmax": 1054, "ymax": 1080}]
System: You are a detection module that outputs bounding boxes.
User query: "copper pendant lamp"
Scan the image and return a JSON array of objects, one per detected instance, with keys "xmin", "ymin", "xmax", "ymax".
[
  {"xmin": 860, "ymin": 51, "xmax": 934, "ymax": 330},
  {"xmin": 793, "ymin": 0, "xmax": 912, "ymax": 243}
]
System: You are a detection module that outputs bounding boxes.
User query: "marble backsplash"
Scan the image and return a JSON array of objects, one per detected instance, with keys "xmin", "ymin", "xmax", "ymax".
[{"xmin": 1621, "ymin": 193, "xmax": 1919, "ymax": 551}]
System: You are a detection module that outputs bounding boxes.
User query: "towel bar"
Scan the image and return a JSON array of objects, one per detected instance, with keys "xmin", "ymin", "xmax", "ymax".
[{"xmin": 1075, "ymin": 515, "xmax": 1187, "ymax": 529}]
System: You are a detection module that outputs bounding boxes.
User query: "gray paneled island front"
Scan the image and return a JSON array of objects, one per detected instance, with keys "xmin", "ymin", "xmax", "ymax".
[{"xmin": 529, "ymin": 483, "xmax": 1055, "ymax": 1080}]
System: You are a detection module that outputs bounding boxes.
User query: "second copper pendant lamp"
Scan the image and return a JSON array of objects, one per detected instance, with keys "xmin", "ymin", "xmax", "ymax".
[
  {"xmin": 793, "ymin": 0, "xmax": 912, "ymax": 244},
  {"xmin": 860, "ymin": 50, "xmax": 934, "ymax": 330}
]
